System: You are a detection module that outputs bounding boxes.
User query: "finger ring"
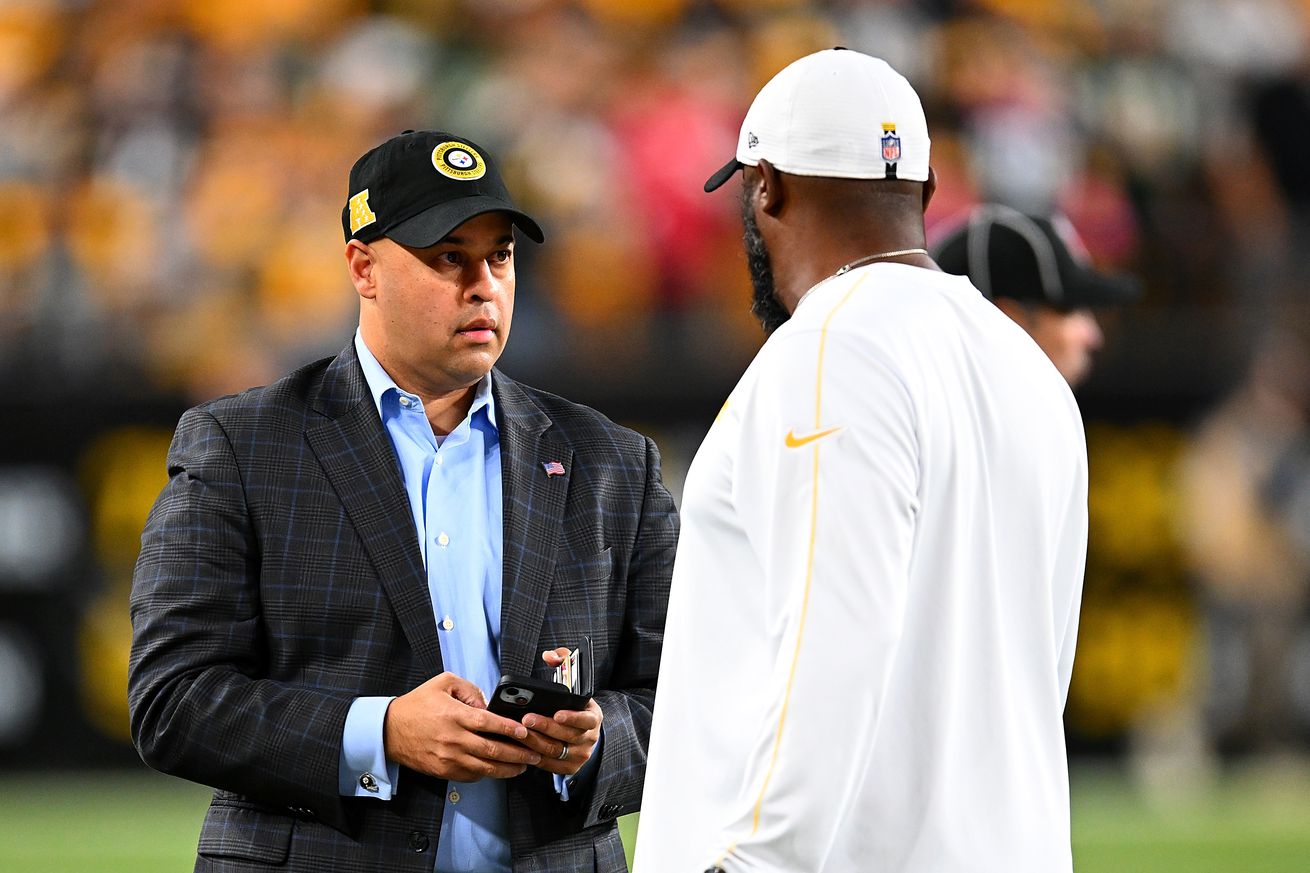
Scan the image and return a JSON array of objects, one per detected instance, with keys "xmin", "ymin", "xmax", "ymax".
[{"xmin": 557, "ymin": 743, "xmax": 569, "ymax": 761}]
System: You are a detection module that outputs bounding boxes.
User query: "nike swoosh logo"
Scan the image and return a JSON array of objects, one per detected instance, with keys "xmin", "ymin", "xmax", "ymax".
[{"xmin": 784, "ymin": 426, "xmax": 843, "ymax": 448}]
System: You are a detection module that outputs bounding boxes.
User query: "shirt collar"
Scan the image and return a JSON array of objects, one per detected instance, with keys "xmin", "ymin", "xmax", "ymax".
[{"xmin": 353, "ymin": 328, "xmax": 498, "ymax": 429}]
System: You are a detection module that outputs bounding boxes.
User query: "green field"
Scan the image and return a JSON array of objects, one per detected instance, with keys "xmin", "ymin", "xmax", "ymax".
[{"xmin": 2, "ymin": 764, "xmax": 1308, "ymax": 872}]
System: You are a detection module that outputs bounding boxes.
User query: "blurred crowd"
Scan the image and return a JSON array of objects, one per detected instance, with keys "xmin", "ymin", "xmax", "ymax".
[
  {"xmin": 2, "ymin": 0, "xmax": 1310, "ymax": 765},
  {"xmin": 1, "ymin": 0, "xmax": 1308, "ymax": 401}
]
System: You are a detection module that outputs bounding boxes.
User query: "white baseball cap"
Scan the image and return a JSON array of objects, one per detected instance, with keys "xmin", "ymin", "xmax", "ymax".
[{"xmin": 704, "ymin": 48, "xmax": 931, "ymax": 192}]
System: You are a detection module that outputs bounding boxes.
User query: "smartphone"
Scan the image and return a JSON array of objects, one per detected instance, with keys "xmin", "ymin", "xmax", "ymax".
[
  {"xmin": 487, "ymin": 675, "xmax": 592, "ymax": 720},
  {"xmin": 488, "ymin": 637, "xmax": 594, "ymax": 720}
]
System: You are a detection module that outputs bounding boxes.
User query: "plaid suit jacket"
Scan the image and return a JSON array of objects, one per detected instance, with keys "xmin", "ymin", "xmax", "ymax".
[{"xmin": 128, "ymin": 342, "xmax": 678, "ymax": 873}]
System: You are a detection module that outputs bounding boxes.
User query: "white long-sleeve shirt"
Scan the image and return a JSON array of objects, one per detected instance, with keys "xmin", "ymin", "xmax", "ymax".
[{"xmin": 635, "ymin": 263, "xmax": 1087, "ymax": 873}]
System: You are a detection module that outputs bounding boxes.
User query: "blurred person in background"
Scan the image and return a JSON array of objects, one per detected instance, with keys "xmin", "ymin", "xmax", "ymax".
[
  {"xmin": 127, "ymin": 130, "xmax": 678, "ymax": 873},
  {"xmin": 636, "ymin": 49, "xmax": 1087, "ymax": 873},
  {"xmin": 1180, "ymin": 321, "xmax": 1310, "ymax": 755},
  {"xmin": 932, "ymin": 204, "xmax": 1140, "ymax": 387}
]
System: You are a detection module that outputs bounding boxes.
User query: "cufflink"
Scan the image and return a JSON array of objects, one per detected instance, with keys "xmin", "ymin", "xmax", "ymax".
[{"xmin": 360, "ymin": 772, "xmax": 379, "ymax": 793}]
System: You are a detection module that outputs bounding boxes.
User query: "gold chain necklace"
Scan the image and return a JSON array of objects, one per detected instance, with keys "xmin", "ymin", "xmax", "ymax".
[
  {"xmin": 795, "ymin": 247, "xmax": 930, "ymax": 311},
  {"xmin": 832, "ymin": 247, "xmax": 929, "ymax": 276}
]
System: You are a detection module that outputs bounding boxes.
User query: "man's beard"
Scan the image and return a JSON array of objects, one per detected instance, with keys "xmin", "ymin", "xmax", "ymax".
[{"xmin": 741, "ymin": 189, "xmax": 791, "ymax": 334}]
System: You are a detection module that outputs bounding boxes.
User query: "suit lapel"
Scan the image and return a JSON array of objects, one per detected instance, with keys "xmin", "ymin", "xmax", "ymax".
[
  {"xmin": 495, "ymin": 371, "xmax": 572, "ymax": 680},
  {"xmin": 305, "ymin": 344, "xmax": 443, "ymax": 679}
]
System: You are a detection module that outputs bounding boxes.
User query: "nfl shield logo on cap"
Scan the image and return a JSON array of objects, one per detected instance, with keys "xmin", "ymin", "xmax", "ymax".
[{"xmin": 881, "ymin": 123, "xmax": 901, "ymax": 162}]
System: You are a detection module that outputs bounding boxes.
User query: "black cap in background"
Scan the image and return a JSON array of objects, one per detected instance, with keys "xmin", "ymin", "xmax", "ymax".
[{"xmin": 933, "ymin": 205, "xmax": 1138, "ymax": 310}]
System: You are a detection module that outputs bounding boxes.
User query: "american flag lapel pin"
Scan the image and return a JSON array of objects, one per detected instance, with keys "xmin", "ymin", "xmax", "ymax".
[{"xmin": 542, "ymin": 460, "xmax": 566, "ymax": 477}]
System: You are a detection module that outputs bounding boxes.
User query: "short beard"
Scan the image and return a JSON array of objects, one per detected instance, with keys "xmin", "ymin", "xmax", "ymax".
[{"xmin": 741, "ymin": 188, "xmax": 791, "ymax": 334}]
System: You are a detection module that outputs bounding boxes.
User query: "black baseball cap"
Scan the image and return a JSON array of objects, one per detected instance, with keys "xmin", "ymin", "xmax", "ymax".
[
  {"xmin": 342, "ymin": 130, "xmax": 543, "ymax": 246},
  {"xmin": 933, "ymin": 205, "xmax": 1139, "ymax": 310}
]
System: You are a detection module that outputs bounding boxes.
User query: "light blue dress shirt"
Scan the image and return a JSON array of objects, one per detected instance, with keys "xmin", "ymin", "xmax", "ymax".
[{"xmin": 341, "ymin": 331, "xmax": 509, "ymax": 873}]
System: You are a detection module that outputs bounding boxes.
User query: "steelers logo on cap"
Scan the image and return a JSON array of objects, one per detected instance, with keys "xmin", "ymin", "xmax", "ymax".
[{"xmin": 432, "ymin": 141, "xmax": 486, "ymax": 181}]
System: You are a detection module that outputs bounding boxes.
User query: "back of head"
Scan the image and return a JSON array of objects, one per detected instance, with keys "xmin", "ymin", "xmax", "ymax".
[{"xmin": 705, "ymin": 49, "xmax": 939, "ymax": 324}]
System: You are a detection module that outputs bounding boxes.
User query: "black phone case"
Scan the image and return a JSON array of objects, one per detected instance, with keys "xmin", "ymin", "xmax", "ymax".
[
  {"xmin": 488, "ymin": 636, "xmax": 594, "ymax": 720},
  {"xmin": 487, "ymin": 676, "xmax": 592, "ymax": 720}
]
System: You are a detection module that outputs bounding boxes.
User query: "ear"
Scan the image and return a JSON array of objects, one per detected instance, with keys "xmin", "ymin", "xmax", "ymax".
[
  {"xmin": 345, "ymin": 240, "xmax": 378, "ymax": 300},
  {"xmin": 922, "ymin": 166, "xmax": 938, "ymax": 213},
  {"xmin": 756, "ymin": 159, "xmax": 786, "ymax": 217}
]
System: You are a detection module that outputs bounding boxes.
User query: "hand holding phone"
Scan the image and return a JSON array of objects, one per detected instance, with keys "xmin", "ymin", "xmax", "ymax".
[
  {"xmin": 488, "ymin": 637, "xmax": 594, "ymax": 720},
  {"xmin": 484, "ymin": 638, "xmax": 602, "ymax": 775}
]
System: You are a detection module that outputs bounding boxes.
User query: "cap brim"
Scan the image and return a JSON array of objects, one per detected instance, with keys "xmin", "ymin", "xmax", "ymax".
[
  {"xmin": 1063, "ymin": 269, "xmax": 1141, "ymax": 310},
  {"xmin": 385, "ymin": 196, "xmax": 545, "ymax": 246},
  {"xmin": 704, "ymin": 158, "xmax": 743, "ymax": 193}
]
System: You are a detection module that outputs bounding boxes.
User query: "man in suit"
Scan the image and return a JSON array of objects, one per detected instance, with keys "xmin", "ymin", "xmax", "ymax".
[{"xmin": 128, "ymin": 130, "xmax": 678, "ymax": 872}]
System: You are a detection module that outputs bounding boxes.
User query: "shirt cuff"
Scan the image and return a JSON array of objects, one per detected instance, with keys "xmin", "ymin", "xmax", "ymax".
[
  {"xmin": 554, "ymin": 725, "xmax": 604, "ymax": 802},
  {"xmin": 339, "ymin": 696, "xmax": 399, "ymax": 799}
]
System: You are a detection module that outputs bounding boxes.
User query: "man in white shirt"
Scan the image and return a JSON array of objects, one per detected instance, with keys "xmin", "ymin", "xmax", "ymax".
[{"xmin": 634, "ymin": 49, "xmax": 1088, "ymax": 873}]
